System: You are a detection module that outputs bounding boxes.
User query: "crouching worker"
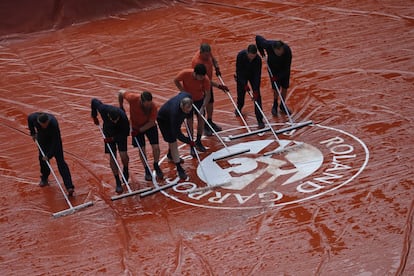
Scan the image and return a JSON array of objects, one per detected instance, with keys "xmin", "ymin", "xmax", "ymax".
[
  {"xmin": 28, "ymin": 112, "xmax": 75, "ymax": 196},
  {"xmin": 91, "ymin": 98, "xmax": 130, "ymax": 194},
  {"xmin": 157, "ymin": 92, "xmax": 194, "ymax": 180}
]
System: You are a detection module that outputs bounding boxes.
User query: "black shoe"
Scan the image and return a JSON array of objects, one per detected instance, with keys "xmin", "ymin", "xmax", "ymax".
[
  {"xmin": 177, "ymin": 169, "xmax": 188, "ymax": 180},
  {"xmin": 204, "ymin": 126, "xmax": 213, "ymax": 136},
  {"xmin": 154, "ymin": 163, "xmax": 164, "ymax": 179},
  {"xmin": 115, "ymin": 183, "xmax": 123, "ymax": 194},
  {"xmin": 145, "ymin": 168, "xmax": 152, "ymax": 181},
  {"xmin": 155, "ymin": 168, "xmax": 164, "ymax": 179},
  {"xmin": 67, "ymin": 188, "xmax": 74, "ymax": 197},
  {"xmin": 210, "ymin": 121, "xmax": 222, "ymax": 132},
  {"xmin": 258, "ymin": 121, "xmax": 265, "ymax": 129},
  {"xmin": 271, "ymin": 105, "xmax": 278, "ymax": 116},
  {"xmin": 195, "ymin": 141, "xmax": 207, "ymax": 152},
  {"xmin": 280, "ymin": 105, "xmax": 291, "ymax": 115},
  {"xmin": 39, "ymin": 179, "xmax": 49, "ymax": 187}
]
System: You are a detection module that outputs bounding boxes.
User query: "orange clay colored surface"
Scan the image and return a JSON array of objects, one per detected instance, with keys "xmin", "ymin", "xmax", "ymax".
[{"xmin": 0, "ymin": 1, "xmax": 413, "ymax": 275}]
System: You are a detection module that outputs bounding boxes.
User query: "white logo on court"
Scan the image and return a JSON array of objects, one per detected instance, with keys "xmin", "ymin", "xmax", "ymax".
[
  {"xmin": 198, "ymin": 140, "xmax": 323, "ymax": 190},
  {"xmin": 164, "ymin": 124, "xmax": 369, "ymax": 210}
]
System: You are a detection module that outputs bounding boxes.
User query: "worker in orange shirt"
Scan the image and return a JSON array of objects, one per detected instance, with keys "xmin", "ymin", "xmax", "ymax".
[
  {"xmin": 175, "ymin": 63, "xmax": 226, "ymax": 156},
  {"xmin": 191, "ymin": 43, "xmax": 229, "ymax": 136},
  {"xmin": 119, "ymin": 90, "xmax": 164, "ymax": 181}
]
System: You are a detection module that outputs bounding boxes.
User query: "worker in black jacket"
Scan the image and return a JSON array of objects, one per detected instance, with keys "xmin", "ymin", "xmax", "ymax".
[
  {"xmin": 157, "ymin": 92, "xmax": 194, "ymax": 180},
  {"xmin": 256, "ymin": 35, "xmax": 292, "ymax": 116},
  {"xmin": 91, "ymin": 98, "xmax": 130, "ymax": 194},
  {"xmin": 28, "ymin": 112, "xmax": 75, "ymax": 196},
  {"xmin": 235, "ymin": 44, "xmax": 264, "ymax": 128}
]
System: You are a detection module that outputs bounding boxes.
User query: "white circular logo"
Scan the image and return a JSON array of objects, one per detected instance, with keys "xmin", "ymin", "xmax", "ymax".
[{"xmin": 161, "ymin": 124, "xmax": 369, "ymax": 210}]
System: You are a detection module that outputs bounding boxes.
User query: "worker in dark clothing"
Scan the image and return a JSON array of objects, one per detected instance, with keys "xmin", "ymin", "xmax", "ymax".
[
  {"xmin": 256, "ymin": 35, "xmax": 292, "ymax": 116},
  {"xmin": 28, "ymin": 112, "xmax": 75, "ymax": 196},
  {"xmin": 91, "ymin": 98, "xmax": 130, "ymax": 194},
  {"xmin": 157, "ymin": 92, "xmax": 194, "ymax": 180},
  {"xmin": 235, "ymin": 44, "xmax": 264, "ymax": 128}
]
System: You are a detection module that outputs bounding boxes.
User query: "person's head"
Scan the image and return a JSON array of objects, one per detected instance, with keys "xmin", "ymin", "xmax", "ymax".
[
  {"xmin": 141, "ymin": 91, "xmax": 153, "ymax": 109},
  {"xmin": 107, "ymin": 107, "xmax": 120, "ymax": 123},
  {"xmin": 247, "ymin": 44, "xmax": 258, "ymax": 61},
  {"xmin": 180, "ymin": 97, "xmax": 193, "ymax": 114},
  {"xmin": 37, "ymin": 113, "xmax": 50, "ymax": 129},
  {"xmin": 193, "ymin": 63, "xmax": 207, "ymax": 80},
  {"xmin": 199, "ymin": 43, "xmax": 212, "ymax": 61},
  {"xmin": 272, "ymin": 40, "xmax": 285, "ymax": 56}
]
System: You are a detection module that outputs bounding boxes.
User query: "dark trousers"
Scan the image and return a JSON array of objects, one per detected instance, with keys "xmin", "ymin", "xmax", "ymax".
[
  {"xmin": 237, "ymin": 81, "xmax": 263, "ymax": 122},
  {"xmin": 39, "ymin": 147, "xmax": 74, "ymax": 190}
]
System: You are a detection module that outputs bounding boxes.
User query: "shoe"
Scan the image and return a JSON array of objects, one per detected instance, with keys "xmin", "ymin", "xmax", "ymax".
[
  {"xmin": 39, "ymin": 179, "xmax": 49, "ymax": 187},
  {"xmin": 210, "ymin": 121, "xmax": 222, "ymax": 132},
  {"xmin": 204, "ymin": 126, "xmax": 213, "ymax": 136},
  {"xmin": 280, "ymin": 105, "xmax": 291, "ymax": 115},
  {"xmin": 177, "ymin": 169, "xmax": 188, "ymax": 180},
  {"xmin": 271, "ymin": 105, "xmax": 278, "ymax": 116},
  {"xmin": 67, "ymin": 188, "xmax": 74, "ymax": 197},
  {"xmin": 258, "ymin": 121, "xmax": 265, "ymax": 129},
  {"xmin": 115, "ymin": 183, "xmax": 123, "ymax": 194},
  {"xmin": 155, "ymin": 168, "xmax": 164, "ymax": 179},
  {"xmin": 195, "ymin": 141, "xmax": 207, "ymax": 152},
  {"xmin": 154, "ymin": 163, "xmax": 164, "ymax": 179},
  {"xmin": 145, "ymin": 168, "xmax": 152, "ymax": 181},
  {"xmin": 145, "ymin": 173, "xmax": 152, "ymax": 181}
]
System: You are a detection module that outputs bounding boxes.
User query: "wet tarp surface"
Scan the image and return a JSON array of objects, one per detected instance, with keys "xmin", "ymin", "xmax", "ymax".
[{"xmin": 1, "ymin": 0, "xmax": 413, "ymax": 275}]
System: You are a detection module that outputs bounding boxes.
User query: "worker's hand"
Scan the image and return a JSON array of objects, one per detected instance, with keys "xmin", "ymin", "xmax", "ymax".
[
  {"xmin": 259, "ymin": 50, "xmax": 265, "ymax": 58},
  {"xmin": 217, "ymin": 84, "xmax": 229, "ymax": 92},
  {"xmin": 215, "ymin": 67, "xmax": 221, "ymax": 77},
  {"xmin": 104, "ymin": 137, "xmax": 114, "ymax": 143},
  {"xmin": 92, "ymin": 117, "xmax": 99, "ymax": 125},
  {"xmin": 244, "ymin": 84, "xmax": 250, "ymax": 92}
]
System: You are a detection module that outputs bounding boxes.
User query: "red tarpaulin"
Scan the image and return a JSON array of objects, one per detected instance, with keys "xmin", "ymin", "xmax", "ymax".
[{"xmin": 1, "ymin": 0, "xmax": 413, "ymax": 274}]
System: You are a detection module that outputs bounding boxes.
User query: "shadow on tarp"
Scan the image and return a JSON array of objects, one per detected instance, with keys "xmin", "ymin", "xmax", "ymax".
[{"xmin": 0, "ymin": 0, "xmax": 174, "ymax": 37}]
